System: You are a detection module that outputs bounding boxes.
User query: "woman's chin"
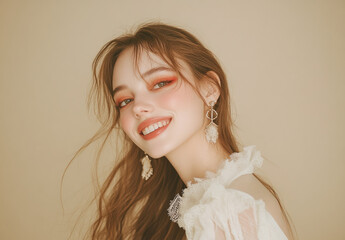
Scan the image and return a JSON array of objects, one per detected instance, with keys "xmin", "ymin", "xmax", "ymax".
[
  {"xmin": 146, "ymin": 151, "xmax": 167, "ymax": 159},
  {"xmin": 138, "ymin": 142, "xmax": 175, "ymax": 159}
]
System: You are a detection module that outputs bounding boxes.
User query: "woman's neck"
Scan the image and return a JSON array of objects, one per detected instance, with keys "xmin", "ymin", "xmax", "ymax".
[{"xmin": 165, "ymin": 129, "xmax": 230, "ymax": 185}]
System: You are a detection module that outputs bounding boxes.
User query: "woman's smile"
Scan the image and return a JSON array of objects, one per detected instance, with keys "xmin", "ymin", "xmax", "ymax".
[{"xmin": 138, "ymin": 117, "xmax": 172, "ymax": 140}]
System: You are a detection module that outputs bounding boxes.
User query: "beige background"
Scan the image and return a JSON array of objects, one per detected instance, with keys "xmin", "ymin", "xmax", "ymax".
[{"xmin": 1, "ymin": 0, "xmax": 344, "ymax": 239}]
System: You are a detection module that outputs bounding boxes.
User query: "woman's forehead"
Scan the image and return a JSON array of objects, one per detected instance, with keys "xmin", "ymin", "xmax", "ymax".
[
  {"xmin": 114, "ymin": 48, "xmax": 173, "ymax": 78},
  {"xmin": 112, "ymin": 48, "xmax": 178, "ymax": 90}
]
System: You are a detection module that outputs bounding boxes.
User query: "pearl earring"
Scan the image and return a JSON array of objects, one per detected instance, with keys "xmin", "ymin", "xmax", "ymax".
[{"xmin": 205, "ymin": 101, "xmax": 218, "ymax": 143}]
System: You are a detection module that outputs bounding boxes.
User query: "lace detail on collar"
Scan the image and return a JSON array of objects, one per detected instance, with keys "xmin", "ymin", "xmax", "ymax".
[{"xmin": 167, "ymin": 193, "xmax": 182, "ymax": 222}]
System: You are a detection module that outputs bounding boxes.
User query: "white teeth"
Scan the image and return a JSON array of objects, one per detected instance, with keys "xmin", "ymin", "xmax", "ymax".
[
  {"xmin": 143, "ymin": 128, "xmax": 149, "ymax": 135},
  {"xmin": 141, "ymin": 119, "xmax": 170, "ymax": 136}
]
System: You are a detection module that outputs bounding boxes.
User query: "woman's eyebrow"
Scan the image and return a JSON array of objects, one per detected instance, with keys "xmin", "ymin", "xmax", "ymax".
[
  {"xmin": 112, "ymin": 85, "xmax": 126, "ymax": 97},
  {"xmin": 142, "ymin": 66, "xmax": 173, "ymax": 78},
  {"xmin": 112, "ymin": 66, "xmax": 174, "ymax": 97}
]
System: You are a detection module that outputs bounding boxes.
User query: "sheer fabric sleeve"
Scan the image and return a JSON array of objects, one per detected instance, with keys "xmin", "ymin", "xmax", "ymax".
[
  {"xmin": 213, "ymin": 206, "xmax": 258, "ymax": 240},
  {"xmin": 178, "ymin": 185, "xmax": 287, "ymax": 240}
]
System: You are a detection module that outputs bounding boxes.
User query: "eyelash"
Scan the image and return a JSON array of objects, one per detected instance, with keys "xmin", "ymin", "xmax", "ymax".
[
  {"xmin": 117, "ymin": 80, "xmax": 175, "ymax": 109},
  {"xmin": 118, "ymin": 98, "xmax": 133, "ymax": 108},
  {"xmin": 152, "ymin": 80, "xmax": 172, "ymax": 89}
]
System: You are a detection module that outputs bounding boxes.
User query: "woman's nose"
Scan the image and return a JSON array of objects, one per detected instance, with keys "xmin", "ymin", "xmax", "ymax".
[{"xmin": 132, "ymin": 98, "xmax": 154, "ymax": 119}]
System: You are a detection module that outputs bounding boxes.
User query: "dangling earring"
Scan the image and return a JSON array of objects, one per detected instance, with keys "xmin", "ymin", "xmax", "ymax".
[
  {"xmin": 205, "ymin": 101, "xmax": 218, "ymax": 143},
  {"xmin": 141, "ymin": 153, "xmax": 153, "ymax": 180}
]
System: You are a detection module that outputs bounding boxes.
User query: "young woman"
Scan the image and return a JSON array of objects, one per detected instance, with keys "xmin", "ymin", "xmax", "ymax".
[{"xmin": 79, "ymin": 22, "xmax": 294, "ymax": 239}]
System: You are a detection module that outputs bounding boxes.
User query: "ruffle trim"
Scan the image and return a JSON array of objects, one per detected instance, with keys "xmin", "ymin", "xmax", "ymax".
[
  {"xmin": 172, "ymin": 145, "xmax": 264, "ymax": 229},
  {"xmin": 180, "ymin": 189, "xmax": 266, "ymax": 239}
]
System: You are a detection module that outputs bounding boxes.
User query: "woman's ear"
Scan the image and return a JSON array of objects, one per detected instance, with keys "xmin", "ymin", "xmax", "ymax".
[{"xmin": 200, "ymin": 71, "xmax": 221, "ymax": 104}]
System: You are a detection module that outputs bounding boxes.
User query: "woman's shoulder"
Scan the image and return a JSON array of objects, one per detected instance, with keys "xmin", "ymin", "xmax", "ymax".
[
  {"xmin": 229, "ymin": 173, "xmax": 292, "ymax": 239},
  {"xmin": 229, "ymin": 173, "xmax": 279, "ymax": 213}
]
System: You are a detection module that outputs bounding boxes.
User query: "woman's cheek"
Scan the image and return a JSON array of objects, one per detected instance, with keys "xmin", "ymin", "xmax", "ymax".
[
  {"xmin": 158, "ymin": 85, "xmax": 190, "ymax": 108},
  {"xmin": 119, "ymin": 112, "xmax": 133, "ymax": 135}
]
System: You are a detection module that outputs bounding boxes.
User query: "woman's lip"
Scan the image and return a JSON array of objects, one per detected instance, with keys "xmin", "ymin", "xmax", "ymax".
[
  {"xmin": 138, "ymin": 117, "xmax": 171, "ymax": 134},
  {"xmin": 137, "ymin": 117, "xmax": 172, "ymax": 134},
  {"xmin": 141, "ymin": 120, "xmax": 171, "ymax": 140}
]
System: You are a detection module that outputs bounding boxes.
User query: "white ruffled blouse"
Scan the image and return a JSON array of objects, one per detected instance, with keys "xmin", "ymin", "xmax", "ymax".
[{"xmin": 167, "ymin": 146, "xmax": 288, "ymax": 240}]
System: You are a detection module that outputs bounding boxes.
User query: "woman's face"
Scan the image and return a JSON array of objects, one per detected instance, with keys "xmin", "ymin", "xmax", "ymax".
[{"xmin": 112, "ymin": 47, "xmax": 207, "ymax": 158}]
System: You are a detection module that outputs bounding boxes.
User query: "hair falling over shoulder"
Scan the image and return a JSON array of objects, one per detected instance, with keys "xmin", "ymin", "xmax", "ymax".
[{"xmin": 64, "ymin": 22, "xmax": 295, "ymax": 239}]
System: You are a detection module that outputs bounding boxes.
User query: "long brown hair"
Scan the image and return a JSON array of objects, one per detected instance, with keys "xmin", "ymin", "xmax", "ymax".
[{"xmin": 66, "ymin": 22, "xmax": 294, "ymax": 239}]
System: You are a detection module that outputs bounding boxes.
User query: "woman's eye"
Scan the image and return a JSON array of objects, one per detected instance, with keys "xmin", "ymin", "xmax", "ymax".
[
  {"xmin": 152, "ymin": 80, "xmax": 172, "ymax": 89},
  {"xmin": 119, "ymin": 99, "xmax": 133, "ymax": 108}
]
